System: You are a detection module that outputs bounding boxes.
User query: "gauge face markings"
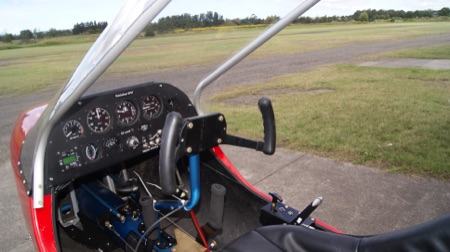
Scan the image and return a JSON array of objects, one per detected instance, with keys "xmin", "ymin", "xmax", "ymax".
[
  {"xmin": 87, "ymin": 107, "xmax": 111, "ymax": 133},
  {"xmin": 104, "ymin": 136, "xmax": 120, "ymax": 150},
  {"xmin": 142, "ymin": 95, "xmax": 161, "ymax": 120},
  {"xmin": 85, "ymin": 143, "xmax": 100, "ymax": 161},
  {"xmin": 62, "ymin": 120, "xmax": 84, "ymax": 140},
  {"xmin": 116, "ymin": 100, "xmax": 137, "ymax": 125}
]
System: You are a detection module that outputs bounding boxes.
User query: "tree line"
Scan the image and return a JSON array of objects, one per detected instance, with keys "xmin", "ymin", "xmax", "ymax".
[
  {"xmin": 1, "ymin": 21, "xmax": 108, "ymax": 43},
  {"xmin": 1, "ymin": 7, "xmax": 449, "ymax": 43}
]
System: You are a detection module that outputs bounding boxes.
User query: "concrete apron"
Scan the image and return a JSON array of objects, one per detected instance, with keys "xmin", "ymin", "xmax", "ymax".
[
  {"xmin": 220, "ymin": 145, "xmax": 450, "ymax": 236},
  {"xmin": 359, "ymin": 59, "xmax": 450, "ymax": 70}
]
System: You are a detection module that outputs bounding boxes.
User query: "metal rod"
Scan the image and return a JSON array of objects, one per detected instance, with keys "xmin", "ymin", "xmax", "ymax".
[{"xmin": 193, "ymin": 0, "xmax": 321, "ymax": 115}]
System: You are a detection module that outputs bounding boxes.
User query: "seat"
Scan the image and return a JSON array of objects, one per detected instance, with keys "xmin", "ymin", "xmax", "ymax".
[{"xmin": 222, "ymin": 214, "xmax": 450, "ymax": 252}]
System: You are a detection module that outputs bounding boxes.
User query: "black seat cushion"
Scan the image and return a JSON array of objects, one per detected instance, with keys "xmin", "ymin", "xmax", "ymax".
[{"xmin": 222, "ymin": 214, "xmax": 450, "ymax": 252}]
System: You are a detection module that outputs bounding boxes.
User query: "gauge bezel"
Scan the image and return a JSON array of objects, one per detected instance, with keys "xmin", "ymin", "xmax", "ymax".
[
  {"xmin": 86, "ymin": 107, "xmax": 112, "ymax": 133},
  {"xmin": 115, "ymin": 100, "xmax": 138, "ymax": 126},
  {"xmin": 62, "ymin": 120, "xmax": 84, "ymax": 140},
  {"xmin": 141, "ymin": 95, "xmax": 162, "ymax": 120},
  {"xmin": 84, "ymin": 143, "xmax": 100, "ymax": 162}
]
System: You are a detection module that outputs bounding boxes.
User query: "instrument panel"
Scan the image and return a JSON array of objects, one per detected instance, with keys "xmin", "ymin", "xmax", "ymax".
[{"xmin": 45, "ymin": 82, "xmax": 197, "ymax": 187}]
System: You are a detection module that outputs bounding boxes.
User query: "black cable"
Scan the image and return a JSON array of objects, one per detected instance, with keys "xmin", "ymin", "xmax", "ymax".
[{"xmin": 133, "ymin": 204, "xmax": 184, "ymax": 252}]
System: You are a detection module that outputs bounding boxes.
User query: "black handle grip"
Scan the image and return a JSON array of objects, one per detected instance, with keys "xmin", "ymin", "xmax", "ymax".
[
  {"xmin": 258, "ymin": 97, "xmax": 276, "ymax": 155},
  {"xmin": 159, "ymin": 112, "xmax": 183, "ymax": 196}
]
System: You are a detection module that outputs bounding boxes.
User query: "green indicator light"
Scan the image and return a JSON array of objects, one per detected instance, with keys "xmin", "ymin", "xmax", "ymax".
[{"xmin": 62, "ymin": 155, "xmax": 77, "ymax": 165}]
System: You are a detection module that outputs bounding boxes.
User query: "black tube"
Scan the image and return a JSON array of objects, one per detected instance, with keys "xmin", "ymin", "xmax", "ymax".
[
  {"xmin": 208, "ymin": 184, "xmax": 226, "ymax": 230},
  {"xmin": 139, "ymin": 196, "xmax": 158, "ymax": 241},
  {"xmin": 159, "ymin": 112, "xmax": 183, "ymax": 196}
]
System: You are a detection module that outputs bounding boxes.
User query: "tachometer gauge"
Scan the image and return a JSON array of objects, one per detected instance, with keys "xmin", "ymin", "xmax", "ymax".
[
  {"xmin": 116, "ymin": 100, "xmax": 137, "ymax": 125},
  {"xmin": 142, "ymin": 95, "xmax": 161, "ymax": 120},
  {"xmin": 87, "ymin": 107, "xmax": 111, "ymax": 133},
  {"xmin": 62, "ymin": 120, "xmax": 84, "ymax": 140}
]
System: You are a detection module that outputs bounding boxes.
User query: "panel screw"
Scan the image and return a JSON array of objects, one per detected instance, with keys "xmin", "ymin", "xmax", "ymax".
[
  {"xmin": 187, "ymin": 122, "xmax": 194, "ymax": 129},
  {"xmin": 186, "ymin": 147, "xmax": 192, "ymax": 153},
  {"xmin": 218, "ymin": 115, "xmax": 224, "ymax": 121},
  {"xmin": 217, "ymin": 138, "xmax": 222, "ymax": 144}
]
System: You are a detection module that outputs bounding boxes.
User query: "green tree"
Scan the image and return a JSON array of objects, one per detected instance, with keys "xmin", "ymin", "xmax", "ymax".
[
  {"xmin": 19, "ymin": 29, "xmax": 33, "ymax": 42},
  {"xmin": 2, "ymin": 33, "xmax": 14, "ymax": 43},
  {"xmin": 359, "ymin": 11, "xmax": 369, "ymax": 22},
  {"xmin": 438, "ymin": 7, "xmax": 450, "ymax": 16}
]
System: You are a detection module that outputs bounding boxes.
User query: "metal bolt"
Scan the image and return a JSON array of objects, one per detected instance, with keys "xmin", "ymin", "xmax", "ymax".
[
  {"xmin": 187, "ymin": 122, "xmax": 194, "ymax": 129},
  {"xmin": 217, "ymin": 138, "xmax": 222, "ymax": 144},
  {"xmin": 218, "ymin": 115, "xmax": 224, "ymax": 121},
  {"xmin": 186, "ymin": 147, "xmax": 192, "ymax": 153}
]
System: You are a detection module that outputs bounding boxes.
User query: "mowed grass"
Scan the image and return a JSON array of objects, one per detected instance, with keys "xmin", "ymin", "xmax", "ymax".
[
  {"xmin": 1, "ymin": 22, "xmax": 450, "ymax": 95},
  {"xmin": 380, "ymin": 44, "xmax": 450, "ymax": 59},
  {"xmin": 211, "ymin": 66, "xmax": 450, "ymax": 180}
]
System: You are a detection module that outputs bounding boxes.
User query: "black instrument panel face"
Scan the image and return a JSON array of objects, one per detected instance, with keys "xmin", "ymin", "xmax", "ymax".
[{"xmin": 45, "ymin": 82, "xmax": 197, "ymax": 187}]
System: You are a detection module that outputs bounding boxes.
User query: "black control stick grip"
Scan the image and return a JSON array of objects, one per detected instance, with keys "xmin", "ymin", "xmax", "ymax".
[
  {"xmin": 159, "ymin": 112, "xmax": 183, "ymax": 196},
  {"xmin": 258, "ymin": 97, "xmax": 276, "ymax": 155}
]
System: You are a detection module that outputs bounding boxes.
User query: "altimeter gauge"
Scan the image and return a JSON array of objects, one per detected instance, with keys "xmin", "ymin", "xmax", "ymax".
[{"xmin": 87, "ymin": 107, "xmax": 111, "ymax": 133}]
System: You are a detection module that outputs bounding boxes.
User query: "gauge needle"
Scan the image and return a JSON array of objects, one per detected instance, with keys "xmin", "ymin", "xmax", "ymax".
[{"xmin": 96, "ymin": 108, "xmax": 101, "ymax": 119}]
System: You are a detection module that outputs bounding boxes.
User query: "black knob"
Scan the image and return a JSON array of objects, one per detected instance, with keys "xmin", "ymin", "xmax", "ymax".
[{"xmin": 269, "ymin": 192, "xmax": 283, "ymax": 212}]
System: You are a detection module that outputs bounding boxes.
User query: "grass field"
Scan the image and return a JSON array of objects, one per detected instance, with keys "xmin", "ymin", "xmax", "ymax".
[
  {"xmin": 1, "ymin": 22, "xmax": 449, "ymax": 179},
  {"xmin": 1, "ymin": 22, "xmax": 450, "ymax": 95},
  {"xmin": 212, "ymin": 65, "xmax": 450, "ymax": 180}
]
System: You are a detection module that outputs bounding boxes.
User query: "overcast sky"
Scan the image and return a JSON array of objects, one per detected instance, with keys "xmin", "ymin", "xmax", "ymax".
[{"xmin": 1, "ymin": 0, "xmax": 448, "ymax": 35}]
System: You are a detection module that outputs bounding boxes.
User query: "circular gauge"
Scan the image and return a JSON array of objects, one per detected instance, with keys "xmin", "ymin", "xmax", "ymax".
[
  {"xmin": 142, "ymin": 95, "xmax": 161, "ymax": 120},
  {"xmin": 85, "ymin": 143, "xmax": 100, "ymax": 161},
  {"xmin": 116, "ymin": 100, "xmax": 137, "ymax": 125},
  {"xmin": 87, "ymin": 107, "xmax": 111, "ymax": 133},
  {"xmin": 104, "ymin": 137, "xmax": 120, "ymax": 150},
  {"xmin": 62, "ymin": 120, "xmax": 84, "ymax": 140}
]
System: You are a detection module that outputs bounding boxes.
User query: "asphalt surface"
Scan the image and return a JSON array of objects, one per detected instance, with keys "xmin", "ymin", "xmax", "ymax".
[{"xmin": 1, "ymin": 33, "xmax": 450, "ymax": 251}]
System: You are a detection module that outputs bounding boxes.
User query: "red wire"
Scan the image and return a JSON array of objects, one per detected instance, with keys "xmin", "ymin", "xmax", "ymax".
[{"xmin": 189, "ymin": 210, "xmax": 210, "ymax": 251}]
